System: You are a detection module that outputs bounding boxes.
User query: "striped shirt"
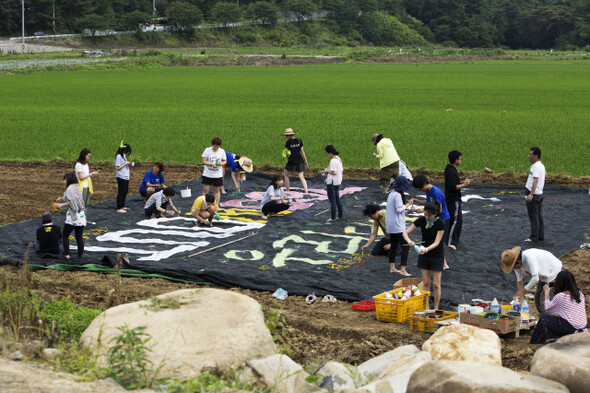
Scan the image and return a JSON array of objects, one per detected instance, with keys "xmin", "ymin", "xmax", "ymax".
[{"xmin": 545, "ymin": 291, "xmax": 588, "ymax": 331}]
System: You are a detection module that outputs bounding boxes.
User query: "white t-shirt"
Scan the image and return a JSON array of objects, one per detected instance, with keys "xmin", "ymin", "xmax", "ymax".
[
  {"xmin": 202, "ymin": 147, "xmax": 226, "ymax": 179},
  {"xmin": 326, "ymin": 156, "xmax": 343, "ymax": 186},
  {"xmin": 515, "ymin": 248, "xmax": 562, "ymax": 290},
  {"xmin": 75, "ymin": 162, "xmax": 90, "ymax": 188},
  {"xmin": 260, "ymin": 185, "xmax": 284, "ymax": 209},
  {"xmin": 525, "ymin": 161, "xmax": 545, "ymax": 195},
  {"xmin": 115, "ymin": 154, "xmax": 129, "ymax": 180}
]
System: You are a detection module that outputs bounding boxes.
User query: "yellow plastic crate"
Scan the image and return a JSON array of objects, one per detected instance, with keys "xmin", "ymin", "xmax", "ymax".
[
  {"xmin": 410, "ymin": 310, "xmax": 458, "ymax": 333},
  {"xmin": 372, "ymin": 290, "xmax": 430, "ymax": 323}
]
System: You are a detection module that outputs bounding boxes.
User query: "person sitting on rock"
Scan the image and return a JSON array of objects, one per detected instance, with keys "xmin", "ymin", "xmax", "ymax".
[
  {"xmin": 192, "ymin": 194, "xmax": 218, "ymax": 227},
  {"xmin": 530, "ymin": 270, "xmax": 587, "ymax": 344}
]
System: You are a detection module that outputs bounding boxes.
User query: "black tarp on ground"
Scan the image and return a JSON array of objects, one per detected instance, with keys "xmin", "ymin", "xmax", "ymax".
[{"xmin": 0, "ymin": 173, "xmax": 587, "ymax": 308}]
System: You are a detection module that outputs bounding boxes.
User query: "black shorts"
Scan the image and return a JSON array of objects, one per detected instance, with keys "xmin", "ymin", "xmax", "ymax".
[
  {"xmin": 417, "ymin": 255, "xmax": 444, "ymax": 271},
  {"xmin": 202, "ymin": 176, "xmax": 223, "ymax": 187},
  {"xmin": 139, "ymin": 187, "xmax": 162, "ymax": 197},
  {"xmin": 285, "ymin": 162, "xmax": 305, "ymax": 173}
]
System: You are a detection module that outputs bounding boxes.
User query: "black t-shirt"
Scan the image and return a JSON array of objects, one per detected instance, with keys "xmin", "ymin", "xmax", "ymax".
[
  {"xmin": 285, "ymin": 138, "xmax": 304, "ymax": 165},
  {"xmin": 414, "ymin": 216, "xmax": 445, "ymax": 258},
  {"xmin": 444, "ymin": 164, "xmax": 461, "ymax": 203},
  {"xmin": 36, "ymin": 224, "xmax": 62, "ymax": 255}
]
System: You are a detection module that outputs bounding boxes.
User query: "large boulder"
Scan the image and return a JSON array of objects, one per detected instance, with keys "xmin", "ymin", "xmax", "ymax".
[
  {"xmin": 80, "ymin": 288, "xmax": 277, "ymax": 379},
  {"xmin": 406, "ymin": 360, "xmax": 569, "ymax": 393},
  {"xmin": 355, "ymin": 351, "xmax": 431, "ymax": 393},
  {"xmin": 530, "ymin": 332, "xmax": 590, "ymax": 393},
  {"xmin": 248, "ymin": 354, "xmax": 308, "ymax": 393},
  {"xmin": 422, "ymin": 324, "xmax": 501, "ymax": 365},
  {"xmin": 357, "ymin": 345, "xmax": 421, "ymax": 378}
]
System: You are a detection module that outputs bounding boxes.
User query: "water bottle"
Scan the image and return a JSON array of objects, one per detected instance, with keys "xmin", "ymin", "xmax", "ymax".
[
  {"xmin": 522, "ymin": 299, "xmax": 529, "ymax": 314},
  {"xmin": 512, "ymin": 297, "xmax": 521, "ymax": 312},
  {"xmin": 414, "ymin": 245, "xmax": 420, "ymax": 253},
  {"xmin": 490, "ymin": 298, "xmax": 500, "ymax": 313}
]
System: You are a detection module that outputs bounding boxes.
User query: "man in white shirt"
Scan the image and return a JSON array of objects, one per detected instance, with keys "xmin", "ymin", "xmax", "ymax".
[
  {"xmin": 524, "ymin": 147, "xmax": 545, "ymax": 242},
  {"xmin": 501, "ymin": 246, "xmax": 562, "ymax": 313}
]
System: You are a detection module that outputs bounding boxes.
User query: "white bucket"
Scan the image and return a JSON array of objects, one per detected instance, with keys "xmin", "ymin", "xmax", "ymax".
[
  {"xmin": 457, "ymin": 304, "xmax": 470, "ymax": 313},
  {"xmin": 180, "ymin": 188, "xmax": 192, "ymax": 198}
]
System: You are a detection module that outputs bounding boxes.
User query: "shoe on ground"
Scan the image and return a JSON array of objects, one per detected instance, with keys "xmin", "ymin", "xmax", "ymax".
[
  {"xmin": 305, "ymin": 294, "xmax": 316, "ymax": 304},
  {"xmin": 322, "ymin": 295, "xmax": 337, "ymax": 303}
]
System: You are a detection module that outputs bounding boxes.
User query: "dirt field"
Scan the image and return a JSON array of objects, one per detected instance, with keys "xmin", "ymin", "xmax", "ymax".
[{"xmin": 1, "ymin": 161, "xmax": 589, "ymax": 372}]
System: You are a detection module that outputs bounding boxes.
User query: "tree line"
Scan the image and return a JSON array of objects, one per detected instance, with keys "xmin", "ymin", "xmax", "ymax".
[{"xmin": 1, "ymin": 0, "xmax": 589, "ymax": 49}]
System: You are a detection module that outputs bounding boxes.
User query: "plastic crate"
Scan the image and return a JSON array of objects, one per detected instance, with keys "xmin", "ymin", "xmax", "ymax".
[
  {"xmin": 352, "ymin": 300, "xmax": 375, "ymax": 311},
  {"xmin": 372, "ymin": 290, "xmax": 430, "ymax": 323},
  {"xmin": 410, "ymin": 310, "xmax": 458, "ymax": 333}
]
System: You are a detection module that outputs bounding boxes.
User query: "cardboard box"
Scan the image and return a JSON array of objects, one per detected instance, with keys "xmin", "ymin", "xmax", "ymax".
[
  {"xmin": 459, "ymin": 312, "xmax": 520, "ymax": 334},
  {"xmin": 393, "ymin": 277, "xmax": 423, "ymax": 290}
]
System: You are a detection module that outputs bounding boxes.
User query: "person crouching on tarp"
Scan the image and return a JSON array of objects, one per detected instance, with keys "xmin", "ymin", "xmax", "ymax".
[
  {"xmin": 260, "ymin": 175, "xmax": 290, "ymax": 219},
  {"xmin": 192, "ymin": 194, "xmax": 218, "ymax": 227},
  {"xmin": 530, "ymin": 270, "xmax": 587, "ymax": 344},
  {"xmin": 144, "ymin": 188, "xmax": 181, "ymax": 218}
]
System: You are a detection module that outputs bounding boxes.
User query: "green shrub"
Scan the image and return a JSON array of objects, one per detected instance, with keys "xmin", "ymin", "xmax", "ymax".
[{"xmin": 38, "ymin": 297, "xmax": 102, "ymax": 342}]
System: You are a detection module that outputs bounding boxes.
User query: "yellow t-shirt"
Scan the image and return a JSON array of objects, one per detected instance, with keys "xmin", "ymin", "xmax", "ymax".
[
  {"xmin": 191, "ymin": 196, "xmax": 218, "ymax": 213},
  {"xmin": 376, "ymin": 138, "xmax": 400, "ymax": 168}
]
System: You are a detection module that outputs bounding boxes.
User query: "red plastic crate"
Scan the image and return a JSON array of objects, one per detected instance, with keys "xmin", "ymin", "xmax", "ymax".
[{"xmin": 352, "ymin": 300, "xmax": 375, "ymax": 311}]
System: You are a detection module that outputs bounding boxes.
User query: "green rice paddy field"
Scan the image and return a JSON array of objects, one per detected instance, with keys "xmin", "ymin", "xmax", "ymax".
[{"xmin": 1, "ymin": 60, "xmax": 589, "ymax": 175}]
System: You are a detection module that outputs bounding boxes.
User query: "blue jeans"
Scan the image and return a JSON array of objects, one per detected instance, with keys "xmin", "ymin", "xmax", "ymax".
[{"xmin": 326, "ymin": 184, "xmax": 343, "ymax": 219}]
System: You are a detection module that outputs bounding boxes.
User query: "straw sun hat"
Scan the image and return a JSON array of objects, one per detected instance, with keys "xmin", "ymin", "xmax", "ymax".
[
  {"xmin": 500, "ymin": 246, "xmax": 521, "ymax": 273},
  {"xmin": 238, "ymin": 156, "xmax": 253, "ymax": 173},
  {"xmin": 281, "ymin": 128, "xmax": 296, "ymax": 136}
]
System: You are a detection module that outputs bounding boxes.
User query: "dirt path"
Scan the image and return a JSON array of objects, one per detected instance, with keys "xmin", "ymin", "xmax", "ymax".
[{"xmin": 1, "ymin": 161, "xmax": 589, "ymax": 372}]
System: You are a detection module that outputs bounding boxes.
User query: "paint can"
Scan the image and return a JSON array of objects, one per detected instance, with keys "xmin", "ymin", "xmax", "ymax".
[
  {"xmin": 180, "ymin": 188, "xmax": 192, "ymax": 198},
  {"xmin": 457, "ymin": 304, "xmax": 470, "ymax": 313}
]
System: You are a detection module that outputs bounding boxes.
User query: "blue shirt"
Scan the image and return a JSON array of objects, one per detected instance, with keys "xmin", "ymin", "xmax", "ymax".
[
  {"xmin": 139, "ymin": 170, "xmax": 165, "ymax": 191},
  {"xmin": 426, "ymin": 185, "xmax": 450, "ymax": 221},
  {"xmin": 225, "ymin": 152, "xmax": 241, "ymax": 173}
]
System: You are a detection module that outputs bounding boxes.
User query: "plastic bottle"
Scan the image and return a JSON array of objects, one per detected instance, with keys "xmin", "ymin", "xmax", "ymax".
[
  {"xmin": 512, "ymin": 297, "xmax": 521, "ymax": 312},
  {"xmin": 490, "ymin": 298, "xmax": 500, "ymax": 313},
  {"xmin": 414, "ymin": 245, "xmax": 420, "ymax": 253},
  {"xmin": 403, "ymin": 287, "xmax": 412, "ymax": 299},
  {"xmin": 521, "ymin": 299, "xmax": 529, "ymax": 314}
]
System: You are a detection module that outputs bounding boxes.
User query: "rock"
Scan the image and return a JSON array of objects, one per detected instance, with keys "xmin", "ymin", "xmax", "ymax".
[
  {"xmin": 248, "ymin": 354, "xmax": 307, "ymax": 393},
  {"xmin": 0, "ymin": 358, "xmax": 134, "ymax": 393},
  {"xmin": 357, "ymin": 345, "xmax": 420, "ymax": 378},
  {"xmin": 406, "ymin": 360, "xmax": 568, "ymax": 393},
  {"xmin": 80, "ymin": 288, "xmax": 277, "ymax": 380},
  {"xmin": 483, "ymin": 167, "xmax": 493, "ymax": 173},
  {"xmin": 530, "ymin": 332, "xmax": 590, "ymax": 393},
  {"xmin": 9, "ymin": 351, "xmax": 23, "ymax": 361},
  {"xmin": 354, "ymin": 351, "xmax": 431, "ymax": 393},
  {"xmin": 102, "ymin": 377, "xmax": 126, "ymax": 390},
  {"xmin": 42, "ymin": 348, "xmax": 59, "ymax": 361},
  {"xmin": 422, "ymin": 324, "xmax": 501, "ymax": 365},
  {"xmin": 317, "ymin": 361, "xmax": 366, "ymax": 391}
]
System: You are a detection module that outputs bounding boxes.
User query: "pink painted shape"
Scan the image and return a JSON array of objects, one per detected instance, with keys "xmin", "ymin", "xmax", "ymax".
[{"xmin": 220, "ymin": 186, "xmax": 366, "ymax": 211}]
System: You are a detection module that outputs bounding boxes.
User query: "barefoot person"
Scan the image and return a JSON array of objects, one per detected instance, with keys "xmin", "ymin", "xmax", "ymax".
[
  {"xmin": 372, "ymin": 133, "xmax": 400, "ymax": 194},
  {"xmin": 114, "ymin": 143, "xmax": 133, "ymax": 213},
  {"xmin": 282, "ymin": 128, "xmax": 308, "ymax": 194},
  {"xmin": 411, "ymin": 174, "xmax": 451, "ymax": 269},
  {"xmin": 191, "ymin": 194, "xmax": 218, "ymax": 227},
  {"xmin": 444, "ymin": 150, "xmax": 471, "ymax": 250},
  {"xmin": 403, "ymin": 201, "xmax": 445, "ymax": 310},
  {"xmin": 202, "ymin": 137, "xmax": 226, "ymax": 205},
  {"xmin": 323, "ymin": 145, "xmax": 343, "ymax": 221},
  {"xmin": 386, "ymin": 176, "xmax": 414, "ymax": 275},
  {"xmin": 139, "ymin": 162, "xmax": 166, "ymax": 200},
  {"xmin": 54, "ymin": 173, "xmax": 86, "ymax": 260},
  {"xmin": 260, "ymin": 176, "xmax": 290, "ymax": 218},
  {"xmin": 144, "ymin": 188, "xmax": 181, "ymax": 218}
]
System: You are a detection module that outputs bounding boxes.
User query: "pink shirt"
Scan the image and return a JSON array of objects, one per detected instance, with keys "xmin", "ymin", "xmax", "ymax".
[{"xmin": 545, "ymin": 291, "xmax": 588, "ymax": 331}]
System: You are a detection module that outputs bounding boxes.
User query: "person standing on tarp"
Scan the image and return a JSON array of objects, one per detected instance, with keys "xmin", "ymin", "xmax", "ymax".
[
  {"xmin": 525, "ymin": 147, "xmax": 545, "ymax": 242},
  {"xmin": 444, "ymin": 150, "xmax": 471, "ymax": 250},
  {"xmin": 202, "ymin": 136, "xmax": 227, "ymax": 206},
  {"xmin": 54, "ymin": 173, "xmax": 86, "ymax": 260},
  {"xmin": 75, "ymin": 148, "xmax": 99, "ymax": 213},
  {"xmin": 282, "ymin": 128, "xmax": 308, "ymax": 194},
  {"xmin": 501, "ymin": 246, "xmax": 562, "ymax": 313},
  {"xmin": 323, "ymin": 145, "xmax": 343, "ymax": 221},
  {"xmin": 372, "ymin": 133, "xmax": 400, "ymax": 194},
  {"xmin": 114, "ymin": 143, "xmax": 133, "ymax": 213},
  {"xmin": 221, "ymin": 153, "xmax": 253, "ymax": 193},
  {"xmin": 410, "ymin": 174, "xmax": 450, "ymax": 270},
  {"xmin": 386, "ymin": 176, "xmax": 414, "ymax": 276}
]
